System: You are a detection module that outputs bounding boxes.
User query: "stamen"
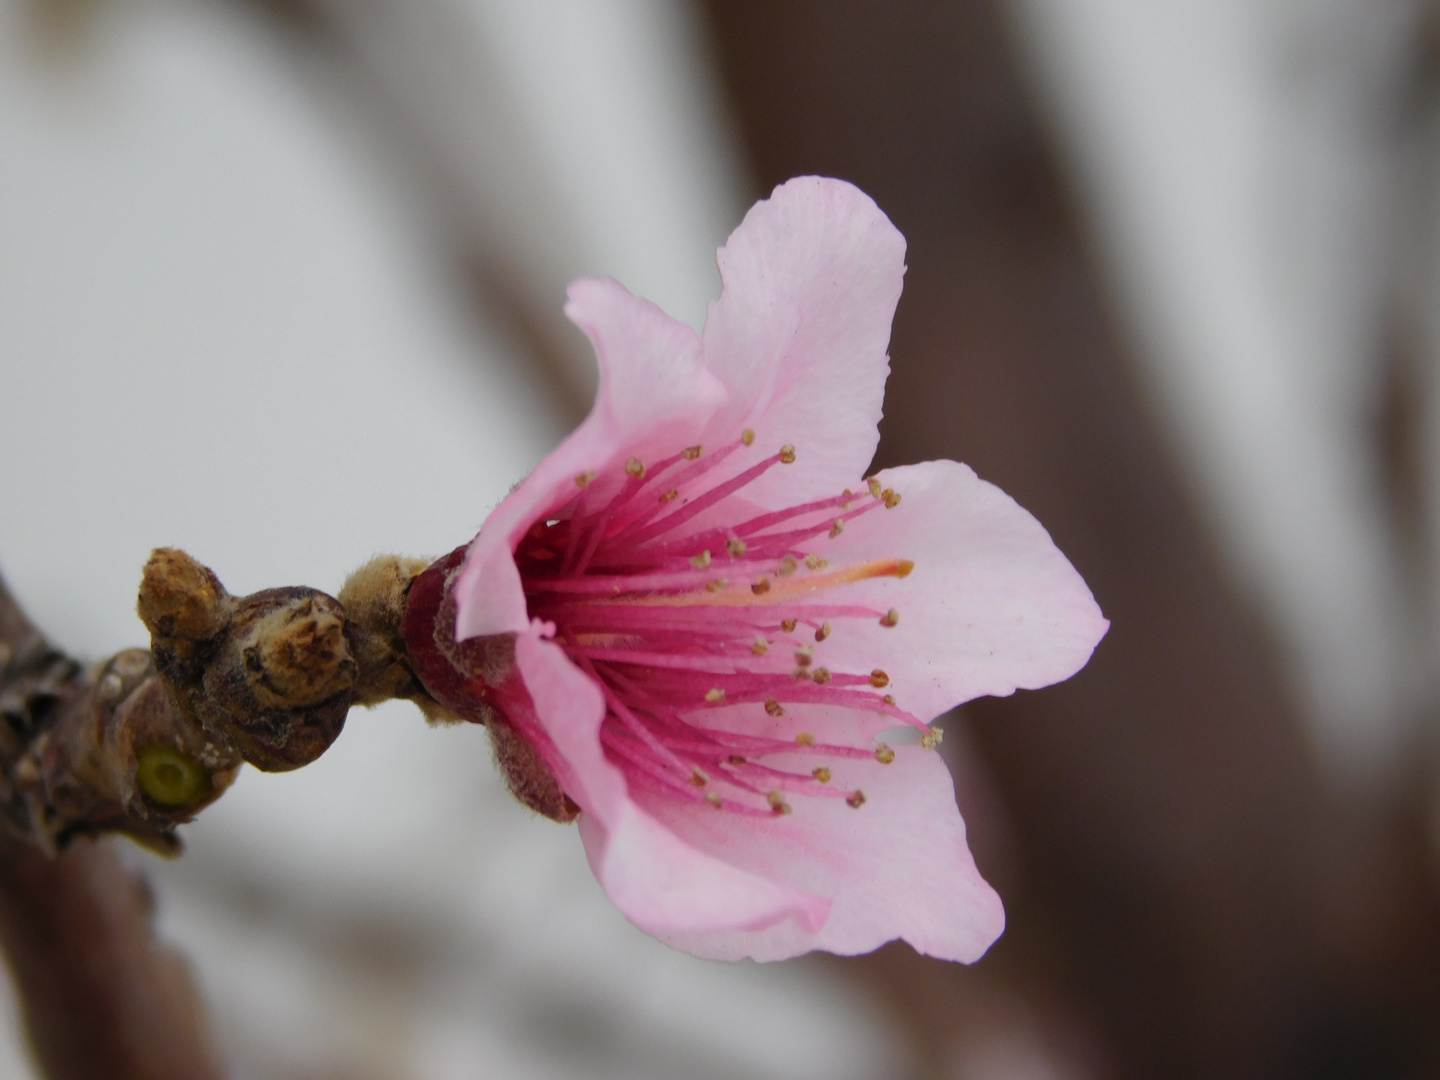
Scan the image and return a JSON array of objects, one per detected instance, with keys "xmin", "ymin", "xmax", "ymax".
[
  {"xmin": 883, "ymin": 694, "xmax": 896, "ymax": 705},
  {"xmin": 867, "ymin": 478, "xmax": 882, "ymax": 498},
  {"xmin": 796, "ymin": 732, "xmax": 815, "ymax": 746},
  {"xmin": 812, "ymin": 668, "xmax": 832, "ymax": 684},
  {"xmin": 751, "ymin": 578, "xmax": 771, "ymax": 595},
  {"xmin": 575, "ymin": 471, "xmax": 595, "ymax": 488},
  {"xmin": 684, "ymin": 445, "xmax": 703, "ymax": 459},
  {"xmin": 812, "ymin": 767, "xmax": 831, "ymax": 782},
  {"xmin": 884, "ymin": 489, "xmax": 901, "ymax": 509},
  {"xmin": 706, "ymin": 579, "xmax": 727, "ymax": 592},
  {"xmin": 727, "ymin": 538, "xmax": 747, "ymax": 557},
  {"xmin": 815, "ymin": 622, "xmax": 831, "ymax": 642},
  {"xmin": 626, "ymin": 458, "xmax": 646, "ymax": 479},
  {"xmin": 880, "ymin": 609, "xmax": 899, "ymax": 627},
  {"xmin": 778, "ymin": 555, "xmax": 798, "ymax": 576},
  {"xmin": 705, "ymin": 688, "xmax": 725, "ymax": 703},
  {"xmin": 660, "ymin": 489, "xmax": 678, "ymax": 503},
  {"xmin": 875, "ymin": 744, "xmax": 895, "ymax": 764},
  {"xmin": 706, "ymin": 792, "xmax": 723, "ymax": 807},
  {"xmin": 780, "ymin": 619, "xmax": 798, "ymax": 633},
  {"xmin": 691, "ymin": 768, "xmax": 709, "ymax": 787},
  {"xmin": 751, "ymin": 638, "xmax": 770, "ymax": 656},
  {"xmin": 690, "ymin": 550, "xmax": 711, "ymax": 569},
  {"xmin": 829, "ymin": 518, "xmax": 844, "ymax": 539},
  {"xmin": 794, "ymin": 647, "xmax": 813, "ymax": 667},
  {"xmin": 779, "ymin": 445, "xmax": 796, "ymax": 464},
  {"xmin": 847, "ymin": 791, "xmax": 867, "ymax": 809},
  {"xmin": 768, "ymin": 790, "xmax": 792, "ymax": 815},
  {"xmin": 921, "ymin": 727, "xmax": 943, "ymax": 750},
  {"xmin": 764, "ymin": 698, "xmax": 785, "ymax": 717},
  {"xmin": 741, "ymin": 428, "xmax": 755, "ymax": 446},
  {"xmin": 869, "ymin": 670, "xmax": 890, "ymax": 688}
]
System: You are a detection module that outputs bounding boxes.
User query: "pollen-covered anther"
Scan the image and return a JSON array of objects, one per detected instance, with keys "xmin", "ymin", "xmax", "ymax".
[
  {"xmin": 921, "ymin": 727, "xmax": 944, "ymax": 751},
  {"xmin": 867, "ymin": 477, "xmax": 883, "ymax": 498},
  {"xmin": 764, "ymin": 698, "xmax": 785, "ymax": 717},
  {"xmin": 574, "ymin": 471, "xmax": 595, "ymax": 488},
  {"xmin": 794, "ymin": 647, "xmax": 813, "ymax": 667},
  {"xmin": 829, "ymin": 518, "xmax": 845, "ymax": 539},
  {"xmin": 778, "ymin": 555, "xmax": 798, "ymax": 577},
  {"xmin": 792, "ymin": 667, "xmax": 811, "ymax": 681},
  {"xmin": 814, "ymin": 622, "xmax": 831, "ymax": 642},
  {"xmin": 726, "ymin": 538, "xmax": 747, "ymax": 557},
  {"xmin": 875, "ymin": 743, "xmax": 895, "ymax": 764},
  {"xmin": 779, "ymin": 445, "xmax": 796, "ymax": 464},
  {"xmin": 812, "ymin": 667, "xmax": 832, "ymax": 684},
  {"xmin": 883, "ymin": 489, "xmax": 902, "ymax": 509},
  {"xmin": 705, "ymin": 687, "xmax": 725, "ymax": 703},
  {"xmin": 660, "ymin": 489, "xmax": 678, "ymax": 504},
  {"xmin": 847, "ymin": 791, "xmax": 867, "ymax": 809},
  {"xmin": 751, "ymin": 638, "xmax": 770, "ymax": 656},
  {"xmin": 796, "ymin": 732, "xmax": 815, "ymax": 746},
  {"xmin": 812, "ymin": 766, "xmax": 831, "ymax": 783},
  {"xmin": 690, "ymin": 550, "xmax": 711, "ymax": 569},
  {"xmin": 780, "ymin": 618, "xmax": 798, "ymax": 633},
  {"xmin": 768, "ymin": 790, "xmax": 792, "ymax": 815},
  {"xmin": 691, "ymin": 768, "xmax": 709, "ymax": 787},
  {"xmin": 625, "ymin": 457, "xmax": 646, "ymax": 479},
  {"xmin": 880, "ymin": 608, "xmax": 900, "ymax": 628},
  {"xmin": 882, "ymin": 694, "xmax": 896, "ymax": 706},
  {"xmin": 684, "ymin": 445, "xmax": 703, "ymax": 460},
  {"xmin": 751, "ymin": 578, "xmax": 771, "ymax": 595},
  {"xmin": 706, "ymin": 579, "xmax": 727, "ymax": 592},
  {"xmin": 741, "ymin": 428, "xmax": 756, "ymax": 446},
  {"xmin": 727, "ymin": 754, "xmax": 747, "ymax": 766},
  {"xmin": 869, "ymin": 669, "xmax": 890, "ymax": 689},
  {"xmin": 804, "ymin": 555, "xmax": 829, "ymax": 570},
  {"xmin": 705, "ymin": 792, "xmax": 723, "ymax": 808}
]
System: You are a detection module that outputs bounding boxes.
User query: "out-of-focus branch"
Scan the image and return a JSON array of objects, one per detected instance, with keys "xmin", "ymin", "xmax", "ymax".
[{"xmin": 0, "ymin": 552, "xmax": 446, "ymax": 1079}]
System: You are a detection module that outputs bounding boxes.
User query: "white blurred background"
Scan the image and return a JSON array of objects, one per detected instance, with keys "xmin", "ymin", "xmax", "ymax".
[{"xmin": 2, "ymin": 0, "xmax": 1438, "ymax": 1077}]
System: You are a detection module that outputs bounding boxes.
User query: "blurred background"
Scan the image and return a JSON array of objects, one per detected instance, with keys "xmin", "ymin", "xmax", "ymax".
[{"xmin": 1, "ymin": 0, "xmax": 1439, "ymax": 1077}]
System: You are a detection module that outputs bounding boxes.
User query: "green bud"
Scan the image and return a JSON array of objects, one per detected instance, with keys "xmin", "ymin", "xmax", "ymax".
[{"xmin": 136, "ymin": 745, "xmax": 208, "ymax": 808}]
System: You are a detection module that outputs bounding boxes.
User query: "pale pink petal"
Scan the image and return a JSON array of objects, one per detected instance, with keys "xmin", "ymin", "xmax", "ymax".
[
  {"xmin": 456, "ymin": 278, "xmax": 725, "ymax": 638},
  {"xmin": 809, "ymin": 460, "xmax": 1108, "ymax": 722},
  {"xmin": 700, "ymin": 177, "xmax": 905, "ymax": 505},
  {"xmin": 642, "ymin": 745, "xmax": 1003, "ymax": 962},
  {"xmin": 578, "ymin": 804, "xmax": 830, "ymax": 937},
  {"xmin": 514, "ymin": 624, "xmax": 829, "ymax": 937}
]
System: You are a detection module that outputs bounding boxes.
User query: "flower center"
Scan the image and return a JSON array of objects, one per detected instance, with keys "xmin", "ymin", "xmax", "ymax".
[{"xmin": 516, "ymin": 432, "xmax": 925, "ymax": 816}]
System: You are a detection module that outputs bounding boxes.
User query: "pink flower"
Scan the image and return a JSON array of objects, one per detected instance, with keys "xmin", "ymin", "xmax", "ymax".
[{"xmin": 404, "ymin": 177, "xmax": 1107, "ymax": 962}]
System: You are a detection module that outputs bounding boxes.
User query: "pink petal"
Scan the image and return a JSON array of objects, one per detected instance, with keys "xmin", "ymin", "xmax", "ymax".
[
  {"xmin": 640, "ymin": 745, "xmax": 1003, "ymax": 962},
  {"xmin": 700, "ymin": 177, "xmax": 905, "ymax": 505},
  {"xmin": 812, "ymin": 460, "xmax": 1109, "ymax": 722},
  {"xmin": 512, "ymin": 623, "xmax": 830, "ymax": 937},
  {"xmin": 456, "ymin": 278, "xmax": 725, "ymax": 638}
]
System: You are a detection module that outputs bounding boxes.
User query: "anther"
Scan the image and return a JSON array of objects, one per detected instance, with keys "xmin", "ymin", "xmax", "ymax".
[
  {"xmin": 792, "ymin": 667, "xmax": 811, "ymax": 680},
  {"xmin": 778, "ymin": 555, "xmax": 798, "ymax": 576},
  {"xmin": 690, "ymin": 550, "xmax": 712, "ymax": 569},
  {"xmin": 728, "ymin": 754, "xmax": 747, "ymax": 766},
  {"xmin": 883, "ymin": 489, "xmax": 901, "ymax": 509},
  {"xmin": 705, "ymin": 688, "xmax": 725, "ymax": 703},
  {"xmin": 812, "ymin": 668, "xmax": 832, "ymax": 684},
  {"xmin": 706, "ymin": 579, "xmax": 727, "ymax": 592},
  {"xmin": 726, "ymin": 537, "xmax": 747, "ymax": 557},
  {"xmin": 752, "ymin": 638, "xmax": 770, "ymax": 656},
  {"xmin": 781, "ymin": 618, "xmax": 798, "ymax": 633},
  {"xmin": 869, "ymin": 669, "xmax": 890, "ymax": 688},
  {"xmin": 684, "ymin": 445, "xmax": 703, "ymax": 459},
  {"xmin": 706, "ymin": 792, "xmax": 723, "ymax": 808},
  {"xmin": 660, "ymin": 489, "xmax": 679, "ymax": 503},
  {"xmin": 765, "ymin": 698, "xmax": 785, "ymax": 717},
  {"xmin": 815, "ymin": 622, "xmax": 831, "ymax": 642},
  {"xmin": 794, "ymin": 647, "xmax": 813, "ymax": 667},
  {"xmin": 691, "ymin": 768, "xmax": 709, "ymax": 787},
  {"xmin": 829, "ymin": 518, "xmax": 844, "ymax": 539},
  {"xmin": 779, "ymin": 445, "xmax": 796, "ymax": 464},
  {"xmin": 847, "ymin": 791, "xmax": 867, "ymax": 809},
  {"xmin": 882, "ymin": 694, "xmax": 896, "ymax": 706},
  {"xmin": 921, "ymin": 727, "xmax": 944, "ymax": 751},
  {"xmin": 880, "ymin": 609, "xmax": 899, "ymax": 627},
  {"xmin": 574, "ymin": 471, "xmax": 595, "ymax": 488},
  {"xmin": 867, "ymin": 477, "xmax": 883, "ymax": 498},
  {"xmin": 768, "ymin": 790, "xmax": 792, "ymax": 815},
  {"xmin": 751, "ymin": 578, "xmax": 771, "ymax": 595},
  {"xmin": 812, "ymin": 767, "xmax": 832, "ymax": 783},
  {"xmin": 875, "ymin": 744, "xmax": 895, "ymax": 764},
  {"xmin": 805, "ymin": 554, "xmax": 829, "ymax": 570},
  {"xmin": 625, "ymin": 458, "xmax": 646, "ymax": 479},
  {"xmin": 796, "ymin": 732, "xmax": 815, "ymax": 746},
  {"xmin": 741, "ymin": 428, "xmax": 755, "ymax": 446}
]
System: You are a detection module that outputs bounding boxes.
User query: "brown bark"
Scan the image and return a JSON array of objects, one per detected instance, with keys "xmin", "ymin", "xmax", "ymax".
[{"xmin": 701, "ymin": 3, "xmax": 1440, "ymax": 1077}]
